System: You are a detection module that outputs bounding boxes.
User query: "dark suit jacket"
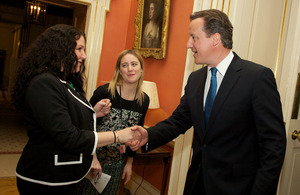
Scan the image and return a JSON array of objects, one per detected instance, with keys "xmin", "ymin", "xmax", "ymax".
[
  {"xmin": 16, "ymin": 73, "xmax": 96, "ymax": 185},
  {"xmin": 143, "ymin": 53, "xmax": 286, "ymax": 195}
]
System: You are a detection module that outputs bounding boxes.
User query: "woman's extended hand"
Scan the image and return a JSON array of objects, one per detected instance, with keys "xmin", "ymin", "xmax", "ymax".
[{"xmin": 97, "ymin": 126, "xmax": 147, "ymax": 148}]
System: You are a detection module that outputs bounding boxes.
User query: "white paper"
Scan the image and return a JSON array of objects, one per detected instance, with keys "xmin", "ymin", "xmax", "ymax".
[{"xmin": 86, "ymin": 172, "xmax": 111, "ymax": 193}]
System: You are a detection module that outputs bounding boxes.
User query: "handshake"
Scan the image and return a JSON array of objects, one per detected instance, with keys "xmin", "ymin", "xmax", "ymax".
[
  {"xmin": 94, "ymin": 99, "xmax": 148, "ymax": 151},
  {"xmin": 116, "ymin": 126, "xmax": 148, "ymax": 151}
]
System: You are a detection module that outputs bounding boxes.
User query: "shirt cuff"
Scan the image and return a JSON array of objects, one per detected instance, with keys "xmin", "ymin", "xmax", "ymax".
[
  {"xmin": 92, "ymin": 131, "xmax": 98, "ymax": 155},
  {"xmin": 141, "ymin": 143, "xmax": 149, "ymax": 153}
]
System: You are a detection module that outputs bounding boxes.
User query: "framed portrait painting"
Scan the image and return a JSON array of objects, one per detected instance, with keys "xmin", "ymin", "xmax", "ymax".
[{"xmin": 133, "ymin": 0, "xmax": 170, "ymax": 59}]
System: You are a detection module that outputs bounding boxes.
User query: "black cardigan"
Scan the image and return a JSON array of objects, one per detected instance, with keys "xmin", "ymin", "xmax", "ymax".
[{"xmin": 16, "ymin": 73, "xmax": 97, "ymax": 186}]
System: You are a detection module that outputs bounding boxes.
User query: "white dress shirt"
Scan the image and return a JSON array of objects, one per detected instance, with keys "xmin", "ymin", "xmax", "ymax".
[{"xmin": 203, "ymin": 51, "xmax": 234, "ymax": 108}]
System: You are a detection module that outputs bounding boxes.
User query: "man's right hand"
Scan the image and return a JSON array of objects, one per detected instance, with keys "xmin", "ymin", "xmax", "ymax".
[{"xmin": 127, "ymin": 125, "xmax": 148, "ymax": 151}]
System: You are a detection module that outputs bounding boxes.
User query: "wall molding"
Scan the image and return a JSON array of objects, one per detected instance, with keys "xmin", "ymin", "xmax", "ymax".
[
  {"xmin": 70, "ymin": 0, "xmax": 111, "ymax": 100},
  {"xmin": 125, "ymin": 172, "xmax": 160, "ymax": 195}
]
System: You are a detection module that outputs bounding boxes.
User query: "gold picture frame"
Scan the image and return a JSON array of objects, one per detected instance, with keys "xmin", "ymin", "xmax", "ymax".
[{"xmin": 133, "ymin": 0, "xmax": 170, "ymax": 59}]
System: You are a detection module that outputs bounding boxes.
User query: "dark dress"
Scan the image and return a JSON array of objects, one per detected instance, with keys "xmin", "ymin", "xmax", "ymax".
[{"xmin": 76, "ymin": 83, "xmax": 149, "ymax": 195}]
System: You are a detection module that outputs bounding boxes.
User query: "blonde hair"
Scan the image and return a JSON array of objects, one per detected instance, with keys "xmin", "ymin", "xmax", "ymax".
[{"xmin": 108, "ymin": 50, "xmax": 145, "ymax": 105}]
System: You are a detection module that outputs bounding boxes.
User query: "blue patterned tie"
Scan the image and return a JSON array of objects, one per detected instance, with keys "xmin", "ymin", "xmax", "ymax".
[{"xmin": 204, "ymin": 67, "xmax": 217, "ymax": 126}]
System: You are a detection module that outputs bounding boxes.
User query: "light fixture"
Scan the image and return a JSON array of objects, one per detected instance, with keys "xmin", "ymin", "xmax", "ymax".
[
  {"xmin": 142, "ymin": 81, "xmax": 160, "ymax": 109},
  {"xmin": 25, "ymin": 1, "xmax": 47, "ymax": 24}
]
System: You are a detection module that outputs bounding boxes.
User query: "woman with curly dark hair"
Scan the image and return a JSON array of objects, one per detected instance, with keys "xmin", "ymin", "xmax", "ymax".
[{"xmin": 10, "ymin": 24, "xmax": 142, "ymax": 194}]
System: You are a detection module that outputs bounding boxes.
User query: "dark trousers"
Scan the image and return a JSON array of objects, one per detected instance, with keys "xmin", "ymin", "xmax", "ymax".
[{"xmin": 17, "ymin": 177, "xmax": 77, "ymax": 195}]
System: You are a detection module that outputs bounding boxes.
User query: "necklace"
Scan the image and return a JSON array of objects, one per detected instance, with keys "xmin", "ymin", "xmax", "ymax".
[{"xmin": 119, "ymin": 85, "xmax": 137, "ymax": 129}]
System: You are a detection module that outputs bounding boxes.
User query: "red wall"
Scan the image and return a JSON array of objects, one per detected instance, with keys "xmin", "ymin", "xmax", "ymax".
[
  {"xmin": 98, "ymin": 0, "xmax": 193, "ymax": 124},
  {"xmin": 97, "ymin": 0, "xmax": 194, "ymax": 191}
]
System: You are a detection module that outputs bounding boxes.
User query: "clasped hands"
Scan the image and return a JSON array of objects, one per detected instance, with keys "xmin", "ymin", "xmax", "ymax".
[
  {"xmin": 117, "ymin": 126, "xmax": 148, "ymax": 151},
  {"xmin": 93, "ymin": 99, "xmax": 148, "ymax": 151},
  {"xmin": 93, "ymin": 99, "xmax": 111, "ymax": 118}
]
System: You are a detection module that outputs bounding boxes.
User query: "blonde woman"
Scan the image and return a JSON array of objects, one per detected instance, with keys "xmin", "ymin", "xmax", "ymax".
[{"xmin": 78, "ymin": 50, "xmax": 149, "ymax": 195}]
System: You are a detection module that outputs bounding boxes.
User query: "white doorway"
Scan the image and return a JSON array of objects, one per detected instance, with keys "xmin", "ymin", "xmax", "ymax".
[{"xmin": 277, "ymin": 0, "xmax": 300, "ymax": 194}]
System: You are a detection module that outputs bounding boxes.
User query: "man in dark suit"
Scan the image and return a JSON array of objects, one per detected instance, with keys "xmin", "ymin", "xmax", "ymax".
[{"xmin": 131, "ymin": 9, "xmax": 286, "ymax": 195}]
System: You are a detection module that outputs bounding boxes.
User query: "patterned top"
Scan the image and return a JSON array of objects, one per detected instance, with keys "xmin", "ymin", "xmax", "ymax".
[{"xmin": 89, "ymin": 83, "xmax": 149, "ymax": 163}]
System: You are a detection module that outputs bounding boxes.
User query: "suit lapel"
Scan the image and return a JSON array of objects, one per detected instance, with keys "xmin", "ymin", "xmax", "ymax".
[
  {"xmin": 189, "ymin": 67, "xmax": 207, "ymax": 141},
  {"xmin": 197, "ymin": 68, "xmax": 207, "ymax": 137},
  {"xmin": 206, "ymin": 54, "xmax": 242, "ymax": 129}
]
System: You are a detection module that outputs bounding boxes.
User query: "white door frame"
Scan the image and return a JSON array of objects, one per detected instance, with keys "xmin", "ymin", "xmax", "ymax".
[
  {"xmin": 68, "ymin": 0, "xmax": 111, "ymax": 100},
  {"xmin": 277, "ymin": 0, "xmax": 300, "ymax": 193}
]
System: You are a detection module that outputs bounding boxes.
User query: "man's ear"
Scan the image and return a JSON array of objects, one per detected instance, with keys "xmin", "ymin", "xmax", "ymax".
[{"xmin": 212, "ymin": 33, "xmax": 221, "ymax": 46}]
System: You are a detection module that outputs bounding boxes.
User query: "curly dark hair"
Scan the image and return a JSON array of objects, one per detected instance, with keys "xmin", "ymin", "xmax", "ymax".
[{"xmin": 10, "ymin": 24, "xmax": 86, "ymax": 110}]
